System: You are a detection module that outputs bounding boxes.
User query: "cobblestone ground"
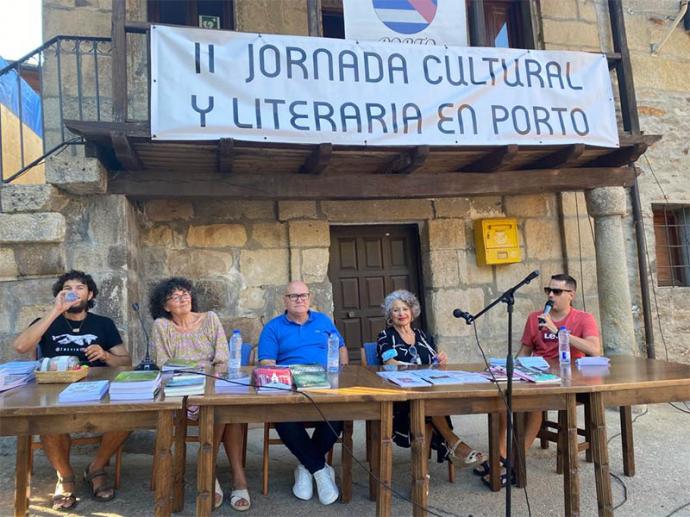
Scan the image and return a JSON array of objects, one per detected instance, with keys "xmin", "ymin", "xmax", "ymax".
[{"xmin": 2, "ymin": 404, "xmax": 690, "ymax": 517}]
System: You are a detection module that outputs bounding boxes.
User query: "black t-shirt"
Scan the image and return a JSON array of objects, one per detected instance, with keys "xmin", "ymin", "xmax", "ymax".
[{"xmin": 36, "ymin": 313, "xmax": 123, "ymax": 367}]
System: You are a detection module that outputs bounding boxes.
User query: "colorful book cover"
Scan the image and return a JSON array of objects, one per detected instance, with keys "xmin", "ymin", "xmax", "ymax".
[
  {"xmin": 162, "ymin": 359, "xmax": 201, "ymax": 372},
  {"xmin": 112, "ymin": 371, "xmax": 161, "ymax": 383},
  {"xmin": 253, "ymin": 366, "xmax": 292, "ymax": 393},
  {"xmin": 290, "ymin": 364, "xmax": 330, "ymax": 390},
  {"xmin": 58, "ymin": 380, "xmax": 109, "ymax": 402},
  {"xmin": 377, "ymin": 371, "xmax": 431, "ymax": 388}
]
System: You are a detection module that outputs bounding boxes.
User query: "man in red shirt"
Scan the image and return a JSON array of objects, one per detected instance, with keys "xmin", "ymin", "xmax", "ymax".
[{"xmin": 477, "ymin": 273, "xmax": 601, "ymax": 487}]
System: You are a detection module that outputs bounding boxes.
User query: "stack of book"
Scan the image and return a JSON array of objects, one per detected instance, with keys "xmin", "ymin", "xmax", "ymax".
[
  {"xmin": 58, "ymin": 380, "xmax": 110, "ymax": 403},
  {"xmin": 253, "ymin": 366, "xmax": 292, "ymax": 393},
  {"xmin": 0, "ymin": 360, "xmax": 37, "ymax": 392},
  {"xmin": 164, "ymin": 372, "xmax": 206, "ymax": 397},
  {"xmin": 215, "ymin": 371, "xmax": 252, "ymax": 394},
  {"xmin": 109, "ymin": 371, "xmax": 162, "ymax": 400},
  {"xmin": 290, "ymin": 364, "xmax": 331, "ymax": 390}
]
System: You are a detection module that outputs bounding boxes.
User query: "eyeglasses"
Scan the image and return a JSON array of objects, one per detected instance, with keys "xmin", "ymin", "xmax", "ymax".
[
  {"xmin": 285, "ymin": 293, "xmax": 310, "ymax": 302},
  {"xmin": 544, "ymin": 287, "xmax": 573, "ymax": 296},
  {"xmin": 167, "ymin": 291, "xmax": 191, "ymax": 303}
]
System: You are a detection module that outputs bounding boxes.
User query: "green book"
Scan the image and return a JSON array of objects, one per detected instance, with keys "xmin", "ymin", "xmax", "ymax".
[
  {"xmin": 290, "ymin": 364, "xmax": 331, "ymax": 390},
  {"xmin": 162, "ymin": 359, "xmax": 201, "ymax": 372},
  {"xmin": 112, "ymin": 370, "xmax": 160, "ymax": 383}
]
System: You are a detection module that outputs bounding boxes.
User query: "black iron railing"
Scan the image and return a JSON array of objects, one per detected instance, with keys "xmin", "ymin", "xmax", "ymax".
[{"xmin": 0, "ymin": 35, "xmax": 111, "ymax": 184}]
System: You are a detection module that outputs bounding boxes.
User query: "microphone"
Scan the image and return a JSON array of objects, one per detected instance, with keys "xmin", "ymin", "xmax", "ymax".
[
  {"xmin": 538, "ymin": 300, "xmax": 554, "ymax": 326},
  {"xmin": 524, "ymin": 270, "xmax": 540, "ymax": 283},
  {"xmin": 132, "ymin": 302, "xmax": 159, "ymax": 371},
  {"xmin": 452, "ymin": 308, "xmax": 474, "ymax": 323}
]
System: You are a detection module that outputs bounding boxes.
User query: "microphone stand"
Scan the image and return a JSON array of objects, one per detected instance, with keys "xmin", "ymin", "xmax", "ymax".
[
  {"xmin": 454, "ymin": 270, "xmax": 539, "ymax": 517},
  {"xmin": 132, "ymin": 303, "xmax": 159, "ymax": 371}
]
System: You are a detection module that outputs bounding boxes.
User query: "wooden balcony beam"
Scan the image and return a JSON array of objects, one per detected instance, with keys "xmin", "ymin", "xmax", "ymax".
[
  {"xmin": 299, "ymin": 143, "xmax": 333, "ymax": 175},
  {"xmin": 522, "ymin": 144, "xmax": 585, "ymax": 170},
  {"xmin": 378, "ymin": 145, "xmax": 430, "ymax": 174},
  {"xmin": 457, "ymin": 144, "xmax": 519, "ymax": 172},
  {"xmin": 110, "ymin": 131, "xmax": 142, "ymax": 170},
  {"xmin": 218, "ymin": 138, "xmax": 234, "ymax": 174}
]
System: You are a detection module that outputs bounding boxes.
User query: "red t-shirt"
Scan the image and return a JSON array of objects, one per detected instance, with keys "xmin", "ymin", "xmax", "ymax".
[{"xmin": 521, "ymin": 308, "xmax": 599, "ymax": 360}]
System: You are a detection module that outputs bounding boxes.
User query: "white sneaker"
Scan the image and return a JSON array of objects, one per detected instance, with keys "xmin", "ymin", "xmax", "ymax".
[
  {"xmin": 313, "ymin": 464, "xmax": 339, "ymax": 505},
  {"xmin": 292, "ymin": 464, "xmax": 313, "ymax": 501}
]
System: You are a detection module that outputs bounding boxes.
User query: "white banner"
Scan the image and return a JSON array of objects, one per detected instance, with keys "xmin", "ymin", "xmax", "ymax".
[
  {"xmin": 151, "ymin": 26, "xmax": 619, "ymax": 148},
  {"xmin": 343, "ymin": 0, "xmax": 468, "ymax": 47}
]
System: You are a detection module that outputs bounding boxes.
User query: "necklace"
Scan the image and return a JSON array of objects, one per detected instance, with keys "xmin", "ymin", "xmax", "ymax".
[{"xmin": 63, "ymin": 314, "xmax": 87, "ymax": 333}]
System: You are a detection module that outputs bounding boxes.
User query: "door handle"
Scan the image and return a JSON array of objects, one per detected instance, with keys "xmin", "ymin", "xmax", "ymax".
[{"xmin": 347, "ymin": 311, "xmax": 356, "ymax": 318}]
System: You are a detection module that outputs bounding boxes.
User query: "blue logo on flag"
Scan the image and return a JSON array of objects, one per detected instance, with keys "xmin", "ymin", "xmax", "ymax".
[{"xmin": 373, "ymin": 0, "xmax": 438, "ymax": 35}]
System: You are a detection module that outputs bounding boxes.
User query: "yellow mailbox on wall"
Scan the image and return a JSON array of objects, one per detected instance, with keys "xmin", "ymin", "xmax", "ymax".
[{"xmin": 474, "ymin": 218, "xmax": 521, "ymax": 266}]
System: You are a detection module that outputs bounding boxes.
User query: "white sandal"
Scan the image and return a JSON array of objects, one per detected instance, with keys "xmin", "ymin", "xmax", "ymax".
[
  {"xmin": 214, "ymin": 478, "xmax": 224, "ymax": 510},
  {"xmin": 449, "ymin": 440, "xmax": 485, "ymax": 467},
  {"xmin": 230, "ymin": 488, "xmax": 251, "ymax": 512}
]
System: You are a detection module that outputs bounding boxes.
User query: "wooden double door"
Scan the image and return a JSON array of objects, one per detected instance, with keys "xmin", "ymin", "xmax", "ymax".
[{"xmin": 329, "ymin": 225, "xmax": 424, "ymax": 361}]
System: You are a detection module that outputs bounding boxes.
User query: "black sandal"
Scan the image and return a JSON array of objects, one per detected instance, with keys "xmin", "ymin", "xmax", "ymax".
[
  {"xmin": 52, "ymin": 475, "xmax": 78, "ymax": 511},
  {"xmin": 83, "ymin": 465, "xmax": 115, "ymax": 502},
  {"xmin": 472, "ymin": 460, "xmax": 491, "ymax": 477},
  {"xmin": 480, "ymin": 459, "xmax": 516, "ymax": 489}
]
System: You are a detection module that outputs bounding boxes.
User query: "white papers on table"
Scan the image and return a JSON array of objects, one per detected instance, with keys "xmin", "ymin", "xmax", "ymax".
[
  {"xmin": 576, "ymin": 357, "xmax": 611, "ymax": 367},
  {"xmin": 378, "ymin": 369, "xmax": 491, "ymax": 387}
]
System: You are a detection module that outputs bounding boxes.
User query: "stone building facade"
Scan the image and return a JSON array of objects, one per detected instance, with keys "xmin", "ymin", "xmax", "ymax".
[{"xmin": 1, "ymin": 0, "xmax": 683, "ymax": 366}]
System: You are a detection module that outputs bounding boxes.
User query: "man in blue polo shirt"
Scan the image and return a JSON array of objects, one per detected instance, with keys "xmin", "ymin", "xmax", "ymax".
[{"xmin": 258, "ymin": 280, "xmax": 348, "ymax": 505}]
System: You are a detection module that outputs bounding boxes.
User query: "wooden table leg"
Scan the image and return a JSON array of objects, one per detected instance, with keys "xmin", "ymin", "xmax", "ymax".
[
  {"xmin": 196, "ymin": 405, "xmax": 215, "ymax": 517},
  {"xmin": 341, "ymin": 420, "xmax": 353, "ymax": 503},
  {"xmin": 410, "ymin": 399, "xmax": 428, "ymax": 517},
  {"xmin": 154, "ymin": 410, "xmax": 173, "ymax": 517},
  {"xmin": 619, "ymin": 406, "xmax": 635, "ymax": 477},
  {"xmin": 377, "ymin": 401, "xmax": 393, "ymax": 517},
  {"xmin": 173, "ymin": 408, "xmax": 187, "ymax": 512},
  {"xmin": 563, "ymin": 394, "xmax": 580, "ymax": 517},
  {"xmin": 369, "ymin": 417, "xmax": 380, "ymax": 501},
  {"xmin": 513, "ymin": 412, "xmax": 526, "ymax": 488},
  {"xmin": 14, "ymin": 435, "xmax": 31, "ymax": 517},
  {"xmin": 488, "ymin": 412, "xmax": 501, "ymax": 492},
  {"xmin": 589, "ymin": 393, "xmax": 613, "ymax": 517}
]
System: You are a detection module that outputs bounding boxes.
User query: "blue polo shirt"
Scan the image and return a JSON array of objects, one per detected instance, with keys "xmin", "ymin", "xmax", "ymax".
[{"xmin": 258, "ymin": 310, "xmax": 345, "ymax": 367}]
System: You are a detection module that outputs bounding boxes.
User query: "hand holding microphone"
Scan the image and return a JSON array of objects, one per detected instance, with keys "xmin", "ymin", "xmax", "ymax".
[{"xmin": 538, "ymin": 300, "xmax": 558, "ymax": 333}]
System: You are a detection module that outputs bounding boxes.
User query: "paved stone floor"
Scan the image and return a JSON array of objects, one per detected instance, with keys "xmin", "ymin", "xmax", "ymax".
[{"xmin": 2, "ymin": 403, "xmax": 690, "ymax": 516}]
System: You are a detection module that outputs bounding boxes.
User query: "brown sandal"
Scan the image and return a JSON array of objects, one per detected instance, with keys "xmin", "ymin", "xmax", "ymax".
[
  {"xmin": 83, "ymin": 465, "xmax": 115, "ymax": 502},
  {"xmin": 52, "ymin": 475, "xmax": 78, "ymax": 511}
]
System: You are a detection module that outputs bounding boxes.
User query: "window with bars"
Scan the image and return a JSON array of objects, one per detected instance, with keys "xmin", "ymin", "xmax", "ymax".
[{"xmin": 653, "ymin": 206, "xmax": 690, "ymax": 287}]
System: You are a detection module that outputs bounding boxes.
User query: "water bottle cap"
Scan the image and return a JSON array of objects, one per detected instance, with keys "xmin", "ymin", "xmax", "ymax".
[
  {"xmin": 559, "ymin": 326, "xmax": 567, "ymax": 330},
  {"xmin": 233, "ymin": 329, "xmax": 240, "ymax": 334}
]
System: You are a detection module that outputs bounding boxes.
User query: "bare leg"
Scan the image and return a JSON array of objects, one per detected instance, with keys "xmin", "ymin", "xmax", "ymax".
[
  {"xmin": 86, "ymin": 431, "xmax": 130, "ymax": 499},
  {"xmin": 222, "ymin": 424, "xmax": 249, "ymax": 509},
  {"xmin": 522, "ymin": 411, "xmax": 544, "ymax": 455},
  {"xmin": 41, "ymin": 434, "xmax": 76, "ymax": 508},
  {"xmin": 497, "ymin": 411, "xmax": 508, "ymax": 459},
  {"xmin": 430, "ymin": 416, "xmax": 484, "ymax": 464}
]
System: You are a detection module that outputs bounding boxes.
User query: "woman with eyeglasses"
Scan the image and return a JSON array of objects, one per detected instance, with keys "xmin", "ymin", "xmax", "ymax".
[
  {"xmin": 149, "ymin": 277, "xmax": 251, "ymax": 512},
  {"xmin": 376, "ymin": 289, "xmax": 485, "ymax": 468}
]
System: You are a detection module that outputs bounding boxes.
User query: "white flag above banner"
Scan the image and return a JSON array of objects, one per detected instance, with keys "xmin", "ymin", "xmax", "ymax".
[
  {"xmin": 150, "ymin": 25, "xmax": 619, "ymax": 148},
  {"xmin": 343, "ymin": 0, "xmax": 468, "ymax": 47}
]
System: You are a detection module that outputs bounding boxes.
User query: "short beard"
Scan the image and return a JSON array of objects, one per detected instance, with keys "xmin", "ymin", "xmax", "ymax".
[{"xmin": 66, "ymin": 301, "xmax": 88, "ymax": 314}]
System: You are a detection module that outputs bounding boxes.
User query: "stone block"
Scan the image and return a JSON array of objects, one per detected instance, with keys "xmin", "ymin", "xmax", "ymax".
[
  {"xmin": 0, "ymin": 213, "xmax": 65, "ymax": 243},
  {"xmin": 45, "ymin": 156, "xmax": 107, "ymax": 195},
  {"xmin": 186, "ymin": 224, "xmax": 247, "ymax": 248},
  {"xmin": 427, "ymin": 288, "xmax": 477, "ymax": 337},
  {"xmin": 301, "ymin": 248, "xmax": 330, "ymax": 283},
  {"xmin": 251, "ymin": 223, "xmax": 288, "ymax": 248},
  {"xmin": 44, "ymin": 4, "xmax": 111, "ymax": 40},
  {"xmin": 504, "ymin": 194, "xmax": 554, "ymax": 218},
  {"xmin": 630, "ymin": 54, "xmax": 690, "ymax": 92},
  {"xmin": 0, "ymin": 248, "xmax": 18, "ymax": 279},
  {"xmin": 167, "ymin": 249, "xmax": 233, "ymax": 277},
  {"xmin": 240, "ymin": 249, "xmax": 289, "ymax": 287},
  {"xmin": 108, "ymin": 246, "xmax": 127, "ymax": 269},
  {"xmin": 563, "ymin": 217, "xmax": 596, "ymax": 259},
  {"xmin": 14, "ymin": 244, "xmax": 66, "ymax": 277},
  {"xmin": 238, "ymin": 287, "xmax": 267, "ymax": 314},
  {"xmin": 141, "ymin": 225, "xmax": 176, "ymax": 247},
  {"xmin": 278, "ymin": 201, "xmax": 318, "ymax": 220},
  {"xmin": 219, "ymin": 317, "xmax": 264, "ymax": 346},
  {"xmin": 577, "ymin": 0, "xmax": 598, "ymax": 23},
  {"xmin": 193, "ymin": 200, "xmax": 275, "ymax": 221},
  {"xmin": 321, "ymin": 200, "xmax": 433, "ymax": 222},
  {"xmin": 288, "ymin": 220, "xmax": 330, "ymax": 248},
  {"xmin": 17, "ymin": 304, "xmax": 54, "ymax": 330},
  {"xmin": 66, "ymin": 243, "xmax": 108, "ymax": 273},
  {"xmin": 494, "ymin": 261, "xmax": 545, "ymax": 293},
  {"xmin": 524, "ymin": 218, "xmax": 562, "ymax": 260},
  {"xmin": 622, "ymin": 13, "xmax": 651, "ymax": 52},
  {"xmin": 559, "ymin": 192, "xmax": 589, "ymax": 217},
  {"xmin": 1, "ymin": 184, "xmax": 69, "ymax": 213},
  {"xmin": 425, "ymin": 250, "xmax": 460, "ymax": 288},
  {"xmin": 235, "ymin": 0, "xmax": 308, "ymax": 35},
  {"xmin": 95, "ymin": 273, "xmax": 127, "ymax": 325},
  {"xmin": 470, "ymin": 197, "xmax": 504, "ymax": 218},
  {"xmin": 194, "ymin": 279, "xmax": 231, "ymax": 314},
  {"xmin": 426, "ymin": 219, "xmax": 466, "ymax": 250},
  {"xmin": 540, "ymin": 0, "xmax": 579, "ymax": 20},
  {"xmin": 433, "ymin": 198, "xmax": 471, "ymax": 218},
  {"xmin": 145, "ymin": 200, "xmax": 193, "ymax": 222},
  {"xmin": 542, "ymin": 19, "xmax": 600, "ymax": 49},
  {"xmin": 463, "ymin": 250, "xmax": 495, "ymax": 285}
]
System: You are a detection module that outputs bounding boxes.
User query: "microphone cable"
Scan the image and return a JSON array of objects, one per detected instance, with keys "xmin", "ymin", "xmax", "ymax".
[{"xmin": 167, "ymin": 368, "xmax": 468, "ymax": 517}]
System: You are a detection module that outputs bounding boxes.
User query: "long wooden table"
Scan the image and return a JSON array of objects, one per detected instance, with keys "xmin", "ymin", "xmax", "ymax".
[
  {"xmin": 188, "ymin": 365, "xmax": 408, "ymax": 517},
  {"xmin": 0, "ymin": 367, "xmax": 182, "ymax": 517}
]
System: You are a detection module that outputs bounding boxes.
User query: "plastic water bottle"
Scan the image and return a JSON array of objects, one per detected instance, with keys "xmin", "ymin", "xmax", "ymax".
[
  {"xmin": 229, "ymin": 329, "xmax": 242, "ymax": 372},
  {"xmin": 558, "ymin": 326, "xmax": 571, "ymax": 366},
  {"xmin": 327, "ymin": 332, "xmax": 340, "ymax": 373}
]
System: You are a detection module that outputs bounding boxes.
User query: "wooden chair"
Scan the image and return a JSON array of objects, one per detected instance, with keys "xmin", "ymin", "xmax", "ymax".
[
  {"xmin": 361, "ymin": 341, "xmax": 455, "ymax": 502},
  {"xmin": 30, "ymin": 436, "xmax": 123, "ymax": 489}
]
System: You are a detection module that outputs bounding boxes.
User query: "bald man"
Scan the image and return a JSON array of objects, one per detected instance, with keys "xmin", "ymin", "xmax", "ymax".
[{"xmin": 258, "ymin": 281, "xmax": 348, "ymax": 505}]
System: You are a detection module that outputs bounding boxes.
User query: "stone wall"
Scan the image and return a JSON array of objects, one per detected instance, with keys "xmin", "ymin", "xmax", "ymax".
[{"xmin": 622, "ymin": 0, "xmax": 690, "ymax": 364}]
